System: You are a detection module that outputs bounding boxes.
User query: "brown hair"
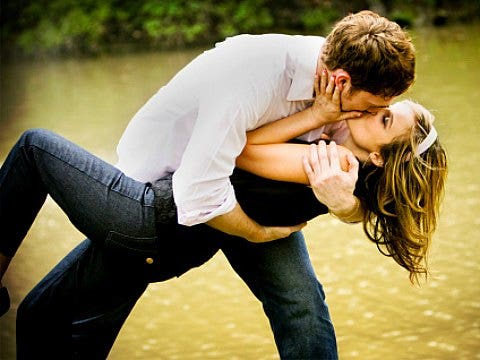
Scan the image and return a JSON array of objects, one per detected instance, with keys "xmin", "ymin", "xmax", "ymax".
[
  {"xmin": 356, "ymin": 101, "xmax": 447, "ymax": 284},
  {"xmin": 321, "ymin": 10, "xmax": 416, "ymax": 98}
]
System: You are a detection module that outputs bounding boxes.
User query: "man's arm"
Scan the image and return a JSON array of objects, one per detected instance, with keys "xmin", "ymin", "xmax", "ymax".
[
  {"xmin": 207, "ymin": 203, "xmax": 306, "ymax": 243},
  {"xmin": 172, "ymin": 69, "xmax": 308, "ymax": 241}
]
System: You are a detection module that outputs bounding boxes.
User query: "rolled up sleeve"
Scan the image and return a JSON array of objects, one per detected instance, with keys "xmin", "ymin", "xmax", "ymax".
[{"xmin": 171, "ymin": 36, "xmax": 286, "ymax": 226}]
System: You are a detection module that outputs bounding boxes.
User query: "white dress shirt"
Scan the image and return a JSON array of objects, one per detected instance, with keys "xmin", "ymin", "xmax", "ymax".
[{"xmin": 116, "ymin": 34, "xmax": 326, "ymax": 226}]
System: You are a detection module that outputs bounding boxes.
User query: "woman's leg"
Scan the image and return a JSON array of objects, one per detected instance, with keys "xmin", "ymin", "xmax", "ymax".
[
  {"xmin": 16, "ymin": 238, "xmax": 148, "ymax": 359},
  {"xmin": 221, "ymin": 231, "xmax": 338, "ymax": 360},
  {"xmin": 0, "ymin": 128, "xmax": 158, "ymax": 261},
  {"xmin": 0, "ymin": 129, "xmax": 159, "ymax": 317}
]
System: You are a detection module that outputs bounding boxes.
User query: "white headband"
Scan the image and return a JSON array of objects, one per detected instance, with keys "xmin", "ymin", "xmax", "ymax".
[{"xmin": 416, "ymin": 126, "xmax": 438, "ymax": 156}]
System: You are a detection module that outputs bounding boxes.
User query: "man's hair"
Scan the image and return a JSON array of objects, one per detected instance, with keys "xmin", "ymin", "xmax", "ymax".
[{"xmin": 321, "ymin": 10, "xmax": 415, "ymax": 98}]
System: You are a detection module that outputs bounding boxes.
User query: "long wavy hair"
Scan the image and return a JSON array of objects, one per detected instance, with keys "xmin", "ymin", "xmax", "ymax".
[{"xmin": 355, "ymin": 100, "xmax": 448, "ymax": 284}]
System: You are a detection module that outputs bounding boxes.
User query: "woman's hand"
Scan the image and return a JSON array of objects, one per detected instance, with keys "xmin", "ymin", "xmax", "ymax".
[
  {"xmin": 310, "ymin": 69, "xmax": 362, "ymax": 126},
  {"xmin": 302, "ymin": 141, "xmax": 361, "ymax": 220}
]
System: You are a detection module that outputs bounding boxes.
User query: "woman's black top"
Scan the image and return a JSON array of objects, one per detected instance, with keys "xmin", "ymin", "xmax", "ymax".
[
  {"xmin": 231, "ymin": 164, "xmax": 372, "ymax": 225},
  {"xmin": 151, "ymin": 169, "xmax": 328, "ymax": 228},
  {"xmin": 230, "ymin": 168, "xmax": 328, "ymax": 226}
]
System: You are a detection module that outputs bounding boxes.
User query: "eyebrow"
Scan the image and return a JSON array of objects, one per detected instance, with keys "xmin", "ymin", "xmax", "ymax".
[{"xmin": 365, "ymin": 105, "xmax": 388, "ymax": 113}]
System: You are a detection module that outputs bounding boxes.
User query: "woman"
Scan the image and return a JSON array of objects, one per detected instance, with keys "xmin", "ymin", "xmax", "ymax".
[
  {"xmin": 237, "ymin": 97, "xmax": 447, "ymax": 284},
  {"xmin": 0, "ymin": 73, "xmax": 447, "ymax": 316}
]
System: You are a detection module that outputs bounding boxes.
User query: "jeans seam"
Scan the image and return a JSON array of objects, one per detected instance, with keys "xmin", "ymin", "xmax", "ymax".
[{"xmin": 24, "ymin": 144, "xmax": 155, "ymax": 208}]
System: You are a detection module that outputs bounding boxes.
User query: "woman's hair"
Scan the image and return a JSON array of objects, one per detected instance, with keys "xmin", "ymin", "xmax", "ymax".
[
  {"xmin": 321, "ymin": 10, "xmax": 415, "ymax": 98},
  {"xmin": 356, "ymin": 100, "xmax": 448, "ymax": 284}
]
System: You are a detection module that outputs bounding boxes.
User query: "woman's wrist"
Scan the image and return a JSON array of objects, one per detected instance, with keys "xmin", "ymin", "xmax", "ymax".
[
  {"xmin": 308, "ymin": 106, "xmax": 328, "ymax": 128},
  {"xmin": 329, "ymin": 196, "xmax": 362, "ymax": 223}
]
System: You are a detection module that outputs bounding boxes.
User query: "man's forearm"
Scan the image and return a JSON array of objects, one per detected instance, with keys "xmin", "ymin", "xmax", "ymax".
[
  {"xmin": 206, "ymin": 202, "xmax": 306, "ymax": 243},
  {"xmin": 206, "ymin": 202, "xmax": 264, "ymax": 241}
]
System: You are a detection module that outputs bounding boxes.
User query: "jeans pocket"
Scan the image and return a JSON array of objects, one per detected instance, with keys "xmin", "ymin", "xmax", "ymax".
[{"xmin": 105, "ymin": 231, "xmax": 159, "ymax": 257}]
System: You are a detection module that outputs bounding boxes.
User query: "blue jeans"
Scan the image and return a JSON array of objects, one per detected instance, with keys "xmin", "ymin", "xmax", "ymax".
[{"xmin": 1, "ymin": 129, "xmax": 337, "ymax": 359}]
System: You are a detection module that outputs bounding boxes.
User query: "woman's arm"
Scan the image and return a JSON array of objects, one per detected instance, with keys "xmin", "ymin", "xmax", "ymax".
[
  {"xmin": 237, "ymin": 143, "xmax": 310, "ymax": 184},
  {"xmin": 246, "ymin": 70, "xmax": 361, "ymax": 145},
  {"xmin": 246, "ymin": 108, "xmax": 321, "ymax": 145},
  {"xmin": 237, "ymin": 141, "xmax": 362, "ymax": 223},
  {"xmin": 238, "ymin": 70, "xmax": 364, "ymax": 223},
  {"xmin": 237, "ymin": 142, "xmax": 352, "ymax": 184}
]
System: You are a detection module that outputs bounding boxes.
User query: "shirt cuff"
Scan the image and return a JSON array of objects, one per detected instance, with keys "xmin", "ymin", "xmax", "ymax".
[{"xmin": 176, "ymin": 186, "xmax": 238, "ymax": 226}]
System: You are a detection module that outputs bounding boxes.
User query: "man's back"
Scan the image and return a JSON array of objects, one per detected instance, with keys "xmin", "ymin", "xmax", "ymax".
[{"xmin": 116, "ymin": 34, "xmax": 324, "ymax": 225}]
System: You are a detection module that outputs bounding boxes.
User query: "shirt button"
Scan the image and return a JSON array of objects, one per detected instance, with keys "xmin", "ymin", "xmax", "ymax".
[{"xmin": 145, "ymin": 257, "xmax": 154, "ymax": 264}]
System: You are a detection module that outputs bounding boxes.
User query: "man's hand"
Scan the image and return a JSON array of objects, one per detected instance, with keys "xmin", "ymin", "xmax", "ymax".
[
  {"xmin": 310, "ymin": 69, "xmax": 362, "ymax": 126},
  {"xmin": 207, "ymin": 203, "xmax": 306, "ymax": 243},
  {"xmin": 253, "ymin": 223, "xmax": 307, "ymax": 243},
  {"xmin": 302, "ymin": 141, "xmax": 362, "ymax": 223}
]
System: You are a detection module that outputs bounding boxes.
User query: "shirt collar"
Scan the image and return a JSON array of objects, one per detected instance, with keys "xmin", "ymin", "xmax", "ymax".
[{"xmin": 287, "ymin": 36, "xmax": 325, "ymax": 101}]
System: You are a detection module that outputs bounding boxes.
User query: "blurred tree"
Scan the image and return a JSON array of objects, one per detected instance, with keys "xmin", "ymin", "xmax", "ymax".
[{"xmin": 1, "ymin": 0, "xmax": 478, "ymax": 57}]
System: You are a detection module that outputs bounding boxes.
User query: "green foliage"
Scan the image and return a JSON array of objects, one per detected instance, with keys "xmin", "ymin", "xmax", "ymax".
[
  {"xmin": 389, "ymin": 9, "xmax": 416, "ymax": 28},
  {"xmin": 1, "ymin": 0, "xmax": 479, "ymax": 57},
  {"xmin": 300, "ymin": 7, "xmax": 340, "ymax": 32},
  {"xmin": 140, "ymin": 1, "xmax": 210, "ymax": 46},
  {"xmin": 216, "ymin": 0, "xmax": 274, "ymax": 37},
  {"xmin": 7, "ymin": 0, "xmax": 112, "ymax": 54}
]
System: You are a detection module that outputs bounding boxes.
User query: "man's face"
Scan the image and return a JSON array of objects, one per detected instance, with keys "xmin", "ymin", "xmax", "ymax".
[{"xmin": 340, "ymin": 83, "xmax": 393, "ymax": 113}]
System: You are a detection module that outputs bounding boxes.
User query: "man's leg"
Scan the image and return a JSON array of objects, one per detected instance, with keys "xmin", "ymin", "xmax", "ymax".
[
  {"xmin": 221, "ymin": 231, "xmax": 337, "ymax": 360},
  {"xmin": 16, "ymin": 239, "xmax": 148, "ymax": 360}
]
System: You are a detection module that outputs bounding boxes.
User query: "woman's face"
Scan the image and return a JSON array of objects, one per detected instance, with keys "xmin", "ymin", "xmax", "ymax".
[{"xmin": 345, "ymin": 100, "xmax": 416, "ymax": 161}]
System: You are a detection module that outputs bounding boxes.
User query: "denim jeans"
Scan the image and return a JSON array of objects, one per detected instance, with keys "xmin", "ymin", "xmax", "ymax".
[
  {"xmin": 1, "ymin": 129, "xmax": 337, "ymax": 359},
  {"xmin": 0, "ymin": 129, "xmax": 158, "ymax": 259}
]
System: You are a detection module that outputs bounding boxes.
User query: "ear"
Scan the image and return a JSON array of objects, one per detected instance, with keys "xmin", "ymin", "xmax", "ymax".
[
  {"xmin": 369, "ymin": 152, "xmax": 384, "ymax": 167},
  {"xmin": 331, "ymin": 69, "xmax": 351, "ymax": 91}
]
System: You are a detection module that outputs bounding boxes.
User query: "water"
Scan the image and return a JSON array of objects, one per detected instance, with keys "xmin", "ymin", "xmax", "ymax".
[{"xmin": 1, "ymin": 24, "xmax": 479, "ymax": 359}]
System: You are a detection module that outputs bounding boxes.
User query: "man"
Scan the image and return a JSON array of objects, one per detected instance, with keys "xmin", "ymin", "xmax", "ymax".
[{"xmin": 10, "ymin": 10, "xmax": 415, "ymax": 359}]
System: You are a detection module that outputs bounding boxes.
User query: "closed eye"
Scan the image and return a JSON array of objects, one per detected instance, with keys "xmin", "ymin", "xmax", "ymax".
[{"xmin": 383, "ymin": 112, "xmax": 394, "ymax": 129}]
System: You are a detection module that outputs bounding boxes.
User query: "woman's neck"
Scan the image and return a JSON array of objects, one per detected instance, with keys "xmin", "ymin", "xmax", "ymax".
[{"xmin": 341, "ymin": 136, "xmax": 370, "ymax": 163}]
